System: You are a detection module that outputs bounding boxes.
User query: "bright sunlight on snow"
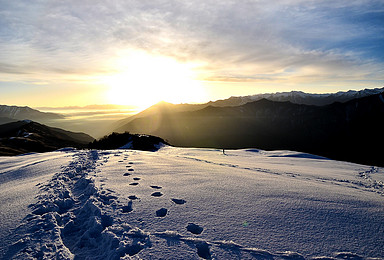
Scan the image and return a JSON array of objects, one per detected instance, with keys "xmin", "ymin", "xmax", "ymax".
[{"xmin": 0, "ymin": 147, "xmax": 383, "ymax": 259}]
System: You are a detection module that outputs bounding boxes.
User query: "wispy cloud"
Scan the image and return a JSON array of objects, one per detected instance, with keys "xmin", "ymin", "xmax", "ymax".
[{"xmin": 0, "ymin": 0, "xmax": 383, "ymax": 89}]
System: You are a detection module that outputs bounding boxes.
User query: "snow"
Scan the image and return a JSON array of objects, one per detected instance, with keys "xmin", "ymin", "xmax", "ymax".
[
  {"xmin": 0, "ymin": 147, "xmax": 383, "ymax": 259},
  {"xmin": 230, "ymin": 87, "xmax": 384, "ymax": 106},
  {"xmin": 0, "ymin": 151, "xmax": 73, "ymax": 258},
  {"xmin": 119, "ymin": 141, "xmax": 133, "ymax": 149}
]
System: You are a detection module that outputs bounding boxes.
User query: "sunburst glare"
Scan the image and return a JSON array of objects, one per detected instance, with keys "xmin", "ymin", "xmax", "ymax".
[{"xmin": 103, "ymin": 50, "xmax": 207, "ymax": 109}]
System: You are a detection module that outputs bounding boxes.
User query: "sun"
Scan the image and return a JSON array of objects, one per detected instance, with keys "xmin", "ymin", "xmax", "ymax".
[{"xmin": 103, "ymin": 50, "xmax": 206, "ymax": 110}]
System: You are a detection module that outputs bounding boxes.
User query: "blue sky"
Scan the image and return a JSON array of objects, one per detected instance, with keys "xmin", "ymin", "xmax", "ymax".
[{"xmin": 0, "ymin": 0, "xmax": 383, "ymax": 107}]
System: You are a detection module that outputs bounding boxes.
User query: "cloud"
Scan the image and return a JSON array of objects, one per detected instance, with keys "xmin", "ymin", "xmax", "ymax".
[{"xmin": 0, "ymin": 0, "xmax": 383, "ymax": 87}]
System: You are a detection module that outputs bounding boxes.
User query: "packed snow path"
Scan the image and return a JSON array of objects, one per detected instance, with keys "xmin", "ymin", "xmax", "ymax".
[{"xmin": 0, "ymin": 147, "xmax": 383, "ymax": 259}]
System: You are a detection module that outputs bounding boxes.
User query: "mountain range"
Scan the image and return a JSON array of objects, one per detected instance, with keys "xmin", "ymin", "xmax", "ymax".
[
  {"xmin": 0, "ymin": 105, "xmax": 64, "ymax": 125},
  {"xmin": 0, "ymin": 87, "xmax": 383, "ymax": 166},
  {"xmin": 209, "ymin": 87, "xmax": 384, "ymax": 107},
  {"xmin": 113, "ymin": 87, "xmax": 384, "ymax": 130},
  {"xmin": 115, "ymin": 90, "xmax": 384, "ymax": 166}
]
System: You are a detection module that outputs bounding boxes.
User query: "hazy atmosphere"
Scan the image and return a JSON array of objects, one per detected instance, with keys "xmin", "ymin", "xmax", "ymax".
[
  {"xmin": 1, "ymin": 1, "xmax": 384, "ymax": 259},
  {"xmin": 1, "ymin": 0, "xmax": 383, "ymax": 109}
]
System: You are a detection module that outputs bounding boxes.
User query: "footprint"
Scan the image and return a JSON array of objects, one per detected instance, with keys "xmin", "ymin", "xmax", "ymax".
[
  {"xmin": 196, "ymin": 242, "xmax": 211, "ymax": 259},
  {"xmin": 186, "ymin": 223, "xmax": 203, "ymax": 234},
  {"xmin": 99, "ymin": 193, "xmax": 118, "ymax": 204},
  {"xmin": 156, "ymin": 208, "xmax": 168, "ymax": 217},
  {"xmin": 121, "ymin": 201, "xmax": 133, "ymax": 213},
  {"xmin": 125, "ymin": 244, "xmax": 144, "ymax": 256},
  {"xmin": 151, "ymin": 192, "xmax": 163, "ymax": 197},
  {"xmin": 171, "ymin": 198, "xmax": 186, "ymax": 205},
  {"xmin": 133, "ymin": 177, "xmax": 141, "ymax": 181},
  {"xmin": 127, "ymin": 168, "xmax": 134, "ymax": 172},
  {"xmin": 128, "ymin": 195, "xmax": 139, "ymax": 200},
  {"xmin": 123, "ymin": 173, "xmax": 131, "ymax": 176},
  {"xmin": 129, "ymin": 182, "xmax": 139, "ymax": 186},
  {"xmin": 150, "ymin": 185, "xmax": 162, "ymax": 189}
]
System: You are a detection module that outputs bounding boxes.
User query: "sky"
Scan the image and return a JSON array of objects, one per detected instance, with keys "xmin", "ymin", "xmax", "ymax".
[{"xmin": 0, "ymin": 0, "xmax": 383, "ymax": 108}]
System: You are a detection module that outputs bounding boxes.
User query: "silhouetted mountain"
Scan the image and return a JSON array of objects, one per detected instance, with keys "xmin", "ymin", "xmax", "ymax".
[
  {"xmin": 209, "ymin": 87, "xmax": 384, "ymax": 107},
  {"xmin": 112, "ymin": 87, "xmax": 384, "ymax": 133},
  {"xmin": 115, "ymin": 92, "xmax": 384, "ymax": 166},
  {"xmin": 111, "ymin": 101, "xmax": 206, "ymax": 132},
  {"xmin": 0, "ymin": 120, "xmax": 94, "ymax": 156},
  {"xmin": 89, "ymin": 132, "xmax": 168, "ymax": 151}
]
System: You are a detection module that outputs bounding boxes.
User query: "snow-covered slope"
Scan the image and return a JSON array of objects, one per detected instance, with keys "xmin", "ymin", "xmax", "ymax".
[
  {"xmin": 0, "ymin": 151, "xmax": 73, "ymax": 258},
  {"xmin": 0, "ymin": 147, "xmax": 383, "ymax": 259}
]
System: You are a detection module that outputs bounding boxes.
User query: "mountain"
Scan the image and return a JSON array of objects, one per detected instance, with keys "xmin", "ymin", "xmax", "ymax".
[
  {"xmin": 111, "ymin": 101, "xmax": 206, "ymax": 132},
  {"xmin": 115, "ymin": 92, "xmax": 384, "ymax": 166},
  {"xmin": 209, "ymin": 87, "xmax": 384, "ymax": 107},
  {"xmin": 0, "ymin": 105, "xmax": 64, "ymax": 125},
  {"xmin": 0, "ymin": 120, "xmax": 94, "ymax": 156},
  {"xmin": 112, "ymin": 87, "xmax": 384, "ymax": 133}
]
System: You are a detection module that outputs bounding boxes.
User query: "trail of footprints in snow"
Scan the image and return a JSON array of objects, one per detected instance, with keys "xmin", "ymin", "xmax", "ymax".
[
  {"xmin": 12, "ymin": 151, "xmax": 201, "ymax": 259},
  {"xmin": 181, "ymin": 156, "xmax": 384, "ymax": 196},
  {"xmin": 120, "ymin": 156, "xmax": 342, "ymax": 259},
  {"xmin": 10, "ymin": 151, "xmax": 151, "ymax": 259},
  {"xmin": 129, "ymin": 159, "xmax": 214, "ymax": 258},
  {"xmin": 122, "ymin": 161, "xmax": 188, "ymax": 220},
  {"xmin": 10, "ymin": 151, "xmax": 364, "ymax": 259},
  {"xmin": 120, "ymin": 157, "xmax": 213, "ymax": 257},
  {"xmin": 122, "ymin": 155, "xmax": 379, "ymax": 259},
  {"xmin": 103, "ymin": 154, "xmax": 384, "ymax": 259}
]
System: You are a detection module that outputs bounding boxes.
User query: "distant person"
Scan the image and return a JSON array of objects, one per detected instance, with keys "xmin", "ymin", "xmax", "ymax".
[{"xmin": 222, "ymin": 149, "xmax": 226, "ymax": 155}]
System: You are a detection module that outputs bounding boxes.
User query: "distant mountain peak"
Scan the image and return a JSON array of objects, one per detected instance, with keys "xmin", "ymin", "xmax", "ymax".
[
  {"xmin": 211, "ymin": 87, "xmax": 384, "ymax": 107},
  {"xmin": 0, "ymin": 104, "xmax": 64, "ymax": 122}
]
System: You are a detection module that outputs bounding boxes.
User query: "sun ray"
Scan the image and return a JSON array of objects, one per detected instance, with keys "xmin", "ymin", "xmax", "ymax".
[{"xmin": 102, "ymin": 50, "xmax": 207, "ymax": 109}]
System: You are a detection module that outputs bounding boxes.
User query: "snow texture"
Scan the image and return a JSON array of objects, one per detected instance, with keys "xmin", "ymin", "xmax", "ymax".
[{"xmin": 0, "ymin": 146, "xmax": 383, "ymax": 259}]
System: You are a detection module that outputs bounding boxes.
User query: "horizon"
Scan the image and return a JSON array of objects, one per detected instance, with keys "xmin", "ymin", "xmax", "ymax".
[
  {"xmin": 8, "ymin": 86, "xmax": 384, "ymax": 112},
  {"xmin": 1, "ymin": 1, "xmax": 383, "ymax": 108},
  {"xmin": 1, "ymin": 2, "xmax": 384, "ymax": 256}
]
